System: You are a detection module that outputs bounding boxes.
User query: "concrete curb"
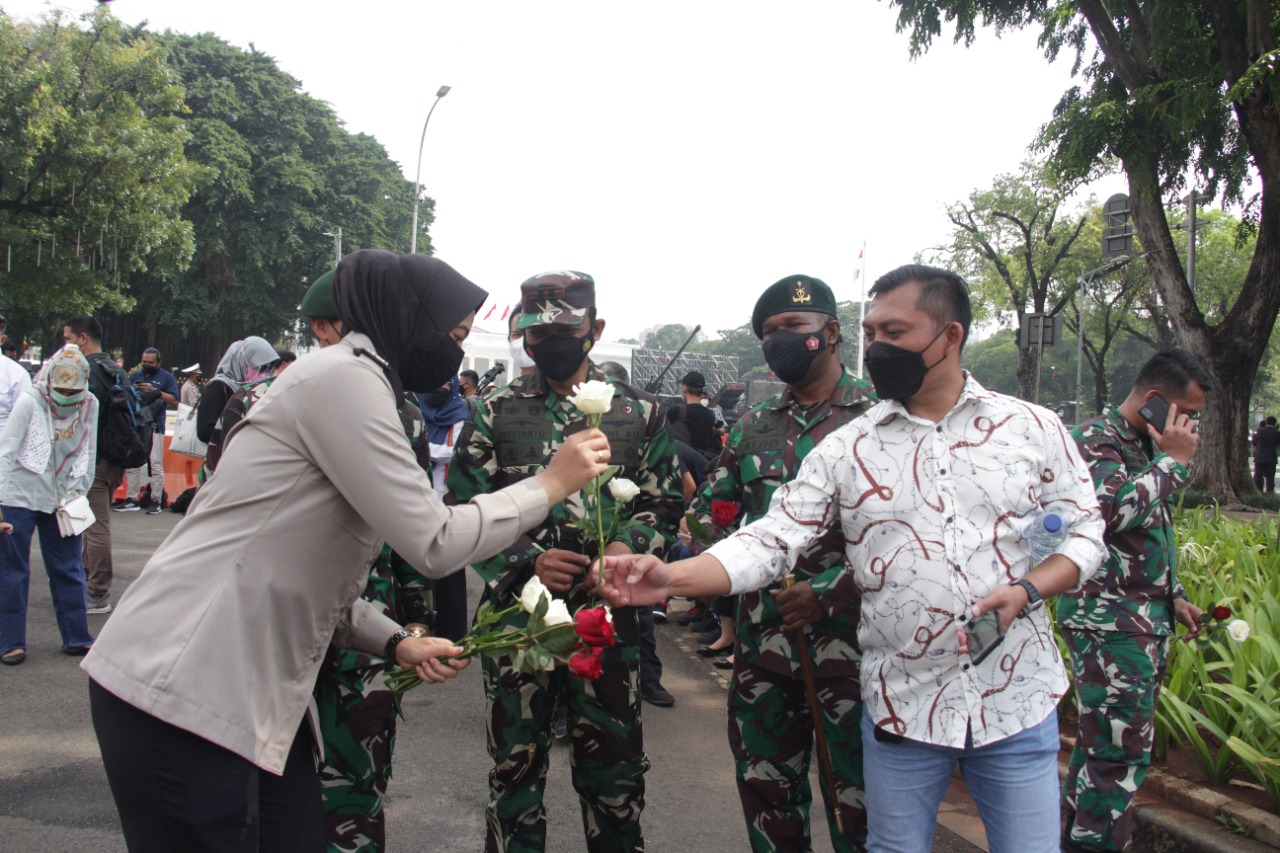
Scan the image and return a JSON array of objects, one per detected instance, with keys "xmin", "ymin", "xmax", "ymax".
[{"xmin": 1061, "ymin": 734, "xmax": 1280, "ymax": 850}]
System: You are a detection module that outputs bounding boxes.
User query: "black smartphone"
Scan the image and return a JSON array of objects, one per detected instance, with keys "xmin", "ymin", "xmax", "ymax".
[
  {"xmin": 964, "ymin": 611, "xmax": 1006, "ymax": 665},
  {"xmin": 1138, "ymin": 394, "xmax": 1171, "ymax": 432}
]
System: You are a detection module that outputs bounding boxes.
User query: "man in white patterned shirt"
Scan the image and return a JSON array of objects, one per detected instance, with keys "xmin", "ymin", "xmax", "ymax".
[{"xmin": 600, "ymin": 264, "xmax": 1106, "ymax": 853}]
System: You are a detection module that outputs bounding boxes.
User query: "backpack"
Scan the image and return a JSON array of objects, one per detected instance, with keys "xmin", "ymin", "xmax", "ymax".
[{"xmin": 91, "ymin": 360, "xmax": 155, "ymax": 469}]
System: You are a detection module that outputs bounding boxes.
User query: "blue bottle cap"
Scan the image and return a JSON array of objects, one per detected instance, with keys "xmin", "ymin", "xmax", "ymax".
[{"xmin": 1042, "ymin": 513, "xmax": 1063, "ymax": 533}]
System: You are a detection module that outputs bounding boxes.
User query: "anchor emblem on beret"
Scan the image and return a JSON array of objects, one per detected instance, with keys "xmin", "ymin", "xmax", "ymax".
[{"xmin": 792, "ymin": 279, "xmax": 812, "ymax": 304}]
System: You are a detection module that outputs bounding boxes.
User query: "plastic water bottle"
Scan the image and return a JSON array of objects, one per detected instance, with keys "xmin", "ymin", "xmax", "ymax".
[{"xmin": 1028, "ymin": 511, "xmax": 1067, "ymax": 566}]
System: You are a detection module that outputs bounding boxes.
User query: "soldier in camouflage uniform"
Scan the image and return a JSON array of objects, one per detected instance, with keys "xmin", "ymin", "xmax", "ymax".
[
  {"xmin": 295, "ymin": 271, "xmax": 434, "ymax": 853},
  {"xmin": 446, "ymin": 271, "xmax": 682, "ymax": 853},
  {"xmin": 1059, "ymin": 349, "xmax": 1211, "ymax": 853},
  {"xmin": 699, "ymin": 275, "xmax": 873, "ymax": 853}
]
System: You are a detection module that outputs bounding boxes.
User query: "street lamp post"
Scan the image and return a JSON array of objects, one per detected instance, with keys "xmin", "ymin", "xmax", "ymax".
[{"xmin": 409, "ymin": 85, "xmax": 451, "ymax": 254}]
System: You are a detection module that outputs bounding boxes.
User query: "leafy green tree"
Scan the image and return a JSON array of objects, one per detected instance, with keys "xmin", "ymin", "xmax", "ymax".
[
  {"xmin": 100, "ymin": 31, "xmax": 422, "ymax": 371},
  {"xmin": 933, "ymin": 160, "xmax": 1091, "ymax": 401},
  {"xmin": 0, "ymin": 7, "xmax": 199, "ymax": 339},
  {"xmin": 891, "ymin": 0, "xmax": 1280, "ymax": 501}
]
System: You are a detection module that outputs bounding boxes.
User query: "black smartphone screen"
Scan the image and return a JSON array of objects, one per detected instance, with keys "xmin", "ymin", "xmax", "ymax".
[
  {"xmin": 1138, "ymin": 394, "xmax": 1171, "ymax": 432},
  {"xmin": 964, "ymin": 611, "xmax": 1006, "ymax": 665}
]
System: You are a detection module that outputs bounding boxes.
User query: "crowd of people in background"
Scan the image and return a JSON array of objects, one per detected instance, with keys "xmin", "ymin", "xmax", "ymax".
[{"xmin": 0, "ymin": 254, "xmax": 1228, "ymax": 853}]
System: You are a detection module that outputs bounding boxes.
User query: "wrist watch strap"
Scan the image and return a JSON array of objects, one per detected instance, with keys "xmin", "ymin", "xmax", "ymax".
[
  {"xmin": 1013, "ymin": 577, "xmax": 1043, "ymax": 619},
  {"xmin": 384, "ymin": 628, "xmax": 413, "ymax": 661}
]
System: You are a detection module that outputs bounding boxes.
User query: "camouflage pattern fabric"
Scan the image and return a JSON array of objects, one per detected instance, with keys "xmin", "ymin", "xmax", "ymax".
[
  {"xmin": 481, "ymin": 607, "xmax": 647, "ymax": 853},
  {"xmin": 697, "ymin": 369, "xmax": 873, "ymax": 851},
  {"xmin": 1058, "ymin": 405, "xmax": 1189, "ymax": 635},
  {"xmin": 728, "ymin": 659, "xmax": 865, "ymax": 853},
  {"xmin": 446, "ymin": 365, "xmax": 681, "ymax": 852},
  {"xmin": 1061, "ymin": 628, "xmax": 1166, "ymax": 852},
  {"xmin": 1059, "ymin": 405, "xmax": 1187, "ymax": 852},
  {"xmin": 314, "ymin": 395, "xmax": 433, "ymax": 853}
]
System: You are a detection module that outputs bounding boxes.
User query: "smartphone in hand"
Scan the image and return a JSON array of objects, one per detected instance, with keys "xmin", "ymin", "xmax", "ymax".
[
  {"xmin": 1138, "ymin": 394, "xmax": 1171, "ymax": 432},
  {"xmin": 963, "ymin": 611, "xmax": 1006, "ymax": 665}
]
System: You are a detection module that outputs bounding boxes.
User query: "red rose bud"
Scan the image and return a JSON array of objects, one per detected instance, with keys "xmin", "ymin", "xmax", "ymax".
[
  {"xmin": 568, "ymin": 646, "xmax": 604, "ymax": 680},
  {"xmin": 1212, "ymin": 605, "xmax": 1232, "ymax": 621},
  {"xmin": 711, "ymin": 501, "xmax": 740, "ymax": 529},
  {"xmin": 574, "ymin": 606, "xmax": 616, "ymax": 648}
]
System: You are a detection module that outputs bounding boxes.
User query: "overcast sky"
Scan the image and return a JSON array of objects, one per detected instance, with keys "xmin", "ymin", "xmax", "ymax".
[{"xmin": 7, "ymin": 0, "xmax": 1124, "ymax": 340}]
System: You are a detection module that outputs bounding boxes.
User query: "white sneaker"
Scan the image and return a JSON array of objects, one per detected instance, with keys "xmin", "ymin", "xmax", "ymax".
[{"xmin": 86, "ymin": 595, "xmax": 111, "ymax": 615}]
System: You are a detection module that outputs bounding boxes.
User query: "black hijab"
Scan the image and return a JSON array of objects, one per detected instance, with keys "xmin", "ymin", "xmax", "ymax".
[{"xmin": 333, "ymin": 250, "xmax": 487, "ymax": 394}]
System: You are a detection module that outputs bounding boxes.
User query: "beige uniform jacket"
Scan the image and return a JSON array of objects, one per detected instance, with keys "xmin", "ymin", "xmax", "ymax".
[{"xmin": 83, "ymin": 333, "xmax": 547, "ymax": 774}]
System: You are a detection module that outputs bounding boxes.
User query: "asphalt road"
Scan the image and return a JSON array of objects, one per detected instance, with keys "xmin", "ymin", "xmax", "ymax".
[{"xmin": 0, "ymin": 508, "xmax": 984, "ymax": 852}]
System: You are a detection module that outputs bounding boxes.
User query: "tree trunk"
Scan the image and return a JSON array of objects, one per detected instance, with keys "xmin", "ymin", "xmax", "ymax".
[{"xmin": 1017, "ymin": 342, "xmax": 1039, "ymax": 402}]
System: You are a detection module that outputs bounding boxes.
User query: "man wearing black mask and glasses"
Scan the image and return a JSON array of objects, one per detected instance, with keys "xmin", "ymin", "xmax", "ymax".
[
  {"xmin": 693, "ymin": 274, "xmax": 875, "ymax": 852},
  {"xmin": 446, "ymin": 270, "xmax": 682, "ymax": 853}
]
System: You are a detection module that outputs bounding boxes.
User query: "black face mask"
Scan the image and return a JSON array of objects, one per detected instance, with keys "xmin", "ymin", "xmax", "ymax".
[
  {"xmin": 400, "ymin": 334, "xmax": 464, "ymax": 394},
  {"xmin": 423, "ymin": 387, "xmax": 452, "ymax": 407},
  {"xmin": 864, "ymin": 326, "xmax": 947, "ymax": 401},
  {"xmin": 528, "ymin": 330, "xmax": 594, "ymax": 382},
  {"xmin": 762, "ymin": 328, "xmax": 828, "ymax": 385},
  {"xmin": 141, "ymin": 365, "xmax": 158, "ymax": 376}
]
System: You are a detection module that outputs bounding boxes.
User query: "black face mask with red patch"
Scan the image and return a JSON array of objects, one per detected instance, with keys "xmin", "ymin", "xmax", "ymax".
[{"xmin": 762, "ymin": 328, "xmax": 827, "ymax": 384}]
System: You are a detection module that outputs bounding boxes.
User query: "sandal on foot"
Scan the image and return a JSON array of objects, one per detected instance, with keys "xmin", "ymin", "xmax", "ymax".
[
  {"xmin": 1, "ymin": 650, "xmax": 26, "ymax": 666},
  {"xmin": 61, "ymin": 645, "xmax": 92, "ymax": 657}
]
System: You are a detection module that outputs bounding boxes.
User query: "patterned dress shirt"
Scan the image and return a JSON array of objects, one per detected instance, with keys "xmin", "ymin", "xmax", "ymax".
[
  {"xmin": 697, "ymin": 369, "xmax": 875, "ymax": 679},
  {"xmin": 1057, "ymin": 405, "xmax": 1188, "ymax": 636},
  {"xmin": 708, "ymin": 373, "xmax": 1106, "ymax": 748}
]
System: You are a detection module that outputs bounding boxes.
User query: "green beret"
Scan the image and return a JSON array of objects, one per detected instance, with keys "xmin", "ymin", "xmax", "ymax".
[
  {"xmin": 751, "ymin": 274, "xmax": 838, "ymax": 338},
  {"xmin": 299, "ymin": 269, "xmax": 338, "ymax": 320}
]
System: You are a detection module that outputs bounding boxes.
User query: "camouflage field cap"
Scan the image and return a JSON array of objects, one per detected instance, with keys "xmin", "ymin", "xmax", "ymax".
[
  {"xmin": 515, "ymin": 271, "xmax": 595, "ymax": 330},
  {"xmin": 751, "ymin": 274, "xmax": 838, "ymax": 338}
]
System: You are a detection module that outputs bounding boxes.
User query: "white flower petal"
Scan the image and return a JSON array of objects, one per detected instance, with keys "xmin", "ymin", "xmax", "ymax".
[
  {"xmin": 519, "ymin": 576, "xmax": 551, "ymax": 614},
  {"xmin": 608, "ymin": 477, "xmax": 641, "ymax": 503},
  {"xmin": 568, "ymin": 380, "xmax": 615, "ymax": 415},
  {"xmin": 1227, "ymin": 619, "xmax": 1251, "ymax": 643},
  {"xmin": 544, "ymin": 599, "xmax": 574, "ymax": 626}
]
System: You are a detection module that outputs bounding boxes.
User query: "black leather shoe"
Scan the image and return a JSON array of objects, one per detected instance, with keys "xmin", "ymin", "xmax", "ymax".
[
  {"xmin": 713, "ymin": 658, "xmax": 734, "ymax": 670},
  {"xmin": 641, "ymin": 681, "xmax": 675, "ymax": 707},
  {"xmin": 696, "ymin": 645, "xmax": 731, "ymax": 657}
]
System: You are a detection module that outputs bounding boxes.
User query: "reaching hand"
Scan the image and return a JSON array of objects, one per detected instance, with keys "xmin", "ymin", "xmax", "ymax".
[
  {"xmin": 535, "ymin": 549, "xmax": 590, "ymax": 593},
  {"xmin": 769, "ymin": 581, "xmax": 828, "ymax": 632},
  {"xmin": 395, "ymin": 636, "xmax": 470, "ymax": 683},
  {"xmin": 536, "ymin": 428, "xmax": 611, "ymax": 505},
  {"xmin": 1174, "ymin": 597, "xmax": 1205, "ymax": 633},
  {"xmin": 1148, "ymin": 402, "xmax": 1200, "ymax": 467},
  {"xmin": 597, "ymin": 554, "xmax": 673, "ymax": 608}
]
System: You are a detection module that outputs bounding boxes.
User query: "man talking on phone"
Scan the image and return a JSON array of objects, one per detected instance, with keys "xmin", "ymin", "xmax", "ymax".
[
  {"xmin": 598, "ymin": 265, "xmax": 1106, "ymax": 853},
  {"xmin": 1059, "ymin": 350, "xmax": 1210, "ymax": 853}
]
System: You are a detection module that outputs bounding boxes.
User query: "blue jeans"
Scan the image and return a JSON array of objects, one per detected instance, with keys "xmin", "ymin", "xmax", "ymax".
[
  {"xmin": 861, "ymin": 709, "xmax": 1061, "ymax": 853},
  {"xmin": 0, "ymin": 506, "xmax": 95, "ymax": 654}
]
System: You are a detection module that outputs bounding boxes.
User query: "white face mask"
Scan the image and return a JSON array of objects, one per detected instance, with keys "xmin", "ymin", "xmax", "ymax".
[
  {"xmin": 700, "ymin": 399, "xmax": 709, "ymax": 407},
  {"xmin": 509, "ymin": 337, "xmax": 536, "ymax": 370}
]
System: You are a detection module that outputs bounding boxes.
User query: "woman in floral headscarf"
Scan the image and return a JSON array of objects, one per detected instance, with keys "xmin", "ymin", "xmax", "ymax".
[{"xmin": 0, "ymin": 345, "xmax": 99, "ymax": 665}]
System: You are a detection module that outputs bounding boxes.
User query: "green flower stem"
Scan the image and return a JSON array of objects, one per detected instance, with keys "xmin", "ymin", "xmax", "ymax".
[{"xmin": 589, "ymin": 411, "xmax": 606, "ymax": 586}]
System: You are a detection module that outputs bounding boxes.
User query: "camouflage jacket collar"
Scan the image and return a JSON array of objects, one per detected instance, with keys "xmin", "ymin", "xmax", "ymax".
[
  {"xmin": 767, "ymin": 367, "xmax": 870, "ymax": 413},
  {"xmin": 867, "ymin": 370, "xmax": 988, "ymax": 426},
  {"xmin": 1099, "ymin": 403, "xmax": 1155, "ymax": 460}
]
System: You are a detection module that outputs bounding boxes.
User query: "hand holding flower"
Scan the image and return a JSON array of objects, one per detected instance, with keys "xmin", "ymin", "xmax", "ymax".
[
  {"xmin": 394, "ymin": 637, "xmax": 469, "ymax": 683},
  {"xmin": 534, "ymin": 549, "xmax": 591, "ymax": 593},
  {"xmin": 535, "ymin": 428, "xmax": 611, "ymax": 506}
]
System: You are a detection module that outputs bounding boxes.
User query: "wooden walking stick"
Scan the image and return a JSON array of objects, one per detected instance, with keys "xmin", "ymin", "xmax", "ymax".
[{"xmin": 780, "ymin": 574, "xmax": 844, "ymax": 834}]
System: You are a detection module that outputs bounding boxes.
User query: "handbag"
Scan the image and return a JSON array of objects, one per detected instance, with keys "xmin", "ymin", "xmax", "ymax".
[
  {"xmin": 170, "ymin": 403, "xmax": 208, "ymax": 459},
  {"xmin": 56, "ymin": 494, "xmax": 95, "ymax": 538}
]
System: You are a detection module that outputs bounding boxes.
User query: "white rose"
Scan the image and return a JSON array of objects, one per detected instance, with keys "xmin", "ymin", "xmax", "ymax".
[
  {"xmin": 519, "ymin": 576, "xmax": 551, "ymax": 614},
  {"xmin": 608, "ymin": 477, "xmax": 641, "ymax": 503},
  {"xmin": 568, "ymin": 380, "xmax": 615, "ymax": 415},
  {"xmin": 1227, "ymin": 619, "xmax": 1251, "ymax": 643},
  {"xmin": 544, "ymin": 599, "xmax": 574, "ymax": 626}
]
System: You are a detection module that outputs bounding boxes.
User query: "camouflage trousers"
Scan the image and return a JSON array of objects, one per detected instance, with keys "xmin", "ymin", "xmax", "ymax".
[
  {"xmin": 482, "ymin": 606, "xmax": 647, "ymax": 853},
  {"xmin": 1061, "ymin": 629, "xmax": 1167, "ymax": 852},
  {"xmin": 315, "ymin": 653, "xmax": 399, "ymax": 853},
  {"xmin": 728, "ymin": 659, "xmax": 867, "ymax": 853}
]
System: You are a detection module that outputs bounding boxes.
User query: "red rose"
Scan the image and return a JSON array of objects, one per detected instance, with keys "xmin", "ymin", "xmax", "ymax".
[
  {"xmin": 568, "ymin": 646, "xmax": 604, "ymax": 680},
  {"xmin": 574, "ymin": 606, "xmax": 616, "ymax": 648},
  {"xmin": 711, "ymin": 501, "xmax": 740, "ymax": 529},
  {"xmin": 1212, "ymin": 605, "xmax": 1232, "ymax": 621}
]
